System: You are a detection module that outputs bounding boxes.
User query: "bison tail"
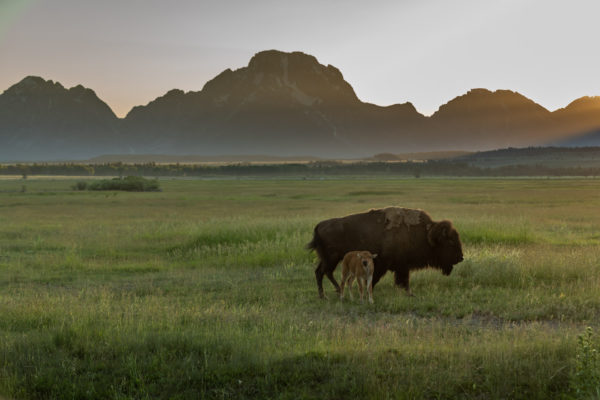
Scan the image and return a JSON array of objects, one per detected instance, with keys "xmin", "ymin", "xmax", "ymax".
[{"xmin": 306, "ymin": 226, "xmax": 321, "ymax": 251}]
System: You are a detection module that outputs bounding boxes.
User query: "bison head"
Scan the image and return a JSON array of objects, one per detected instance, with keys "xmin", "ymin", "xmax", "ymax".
[{"xmin": 427, "ymin": 220, "xmax": 464, "ymax": 275}]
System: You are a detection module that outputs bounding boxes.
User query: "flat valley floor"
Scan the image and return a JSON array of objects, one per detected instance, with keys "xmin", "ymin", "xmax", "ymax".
[{"xmin": 1, "ymin": 177, "xmax": 599, "ymax": 399}]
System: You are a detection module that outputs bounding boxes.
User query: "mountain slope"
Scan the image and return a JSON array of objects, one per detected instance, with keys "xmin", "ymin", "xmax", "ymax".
[{"xmin": 551, "ymin": 96, "xmax": 600, "ymax": 146}]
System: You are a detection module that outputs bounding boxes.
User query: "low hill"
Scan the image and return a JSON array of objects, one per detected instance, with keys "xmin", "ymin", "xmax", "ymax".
[
  {"xmin": 454, "ymin": 146, "xmax": 600, "ymax": 168},
  {"xmin": 86, "ymin": 154, "xmax": 322, "ymax": 164},
  {"xmin": 372, "ymin": 151, "xmax": 472, "ymax": 161}
]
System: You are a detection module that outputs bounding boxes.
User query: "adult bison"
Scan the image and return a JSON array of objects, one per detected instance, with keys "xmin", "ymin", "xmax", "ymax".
[{"xmin": 307, "ymin": 207, "xmax": 464, "ymax": 298}]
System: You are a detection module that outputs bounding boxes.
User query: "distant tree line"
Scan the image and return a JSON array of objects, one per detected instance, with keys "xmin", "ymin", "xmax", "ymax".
[
  {"xmin": 0, "ymin": 160, "xmax": 599, "ymax": 177},
  {"xmin": 469, "ymin": 146, "xmax": 600, "ymax": 158}
]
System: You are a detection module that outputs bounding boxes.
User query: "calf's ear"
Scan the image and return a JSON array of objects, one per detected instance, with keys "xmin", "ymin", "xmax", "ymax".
[
  {"xmin": 372, "ymin": 254, "xmax": 378, "ymax": 259},
  {"xmin": 428, "ymin": 220, "xmax": 452, "ymax": 246}
]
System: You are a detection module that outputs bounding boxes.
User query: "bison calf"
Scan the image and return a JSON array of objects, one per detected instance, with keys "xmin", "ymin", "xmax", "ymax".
[{"xmin": 340, "ymin": 251, "xmax": 377, "ymax": 303}]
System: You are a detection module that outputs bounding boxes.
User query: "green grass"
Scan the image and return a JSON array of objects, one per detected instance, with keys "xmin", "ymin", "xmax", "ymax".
[{"xmin": 1, "ymin": 177, "xmax": 600, "ymax": 398}]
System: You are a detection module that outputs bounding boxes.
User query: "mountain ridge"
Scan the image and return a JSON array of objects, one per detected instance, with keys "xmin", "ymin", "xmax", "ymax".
[{"xmin": 2, "ymin": 49, "xmax": 600, "ymax": 161}]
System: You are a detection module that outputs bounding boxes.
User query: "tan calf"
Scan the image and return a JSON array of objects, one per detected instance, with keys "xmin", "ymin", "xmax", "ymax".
[{"xmin": 340, "ymin": 250, "xmax": 377, "ymax": 303}]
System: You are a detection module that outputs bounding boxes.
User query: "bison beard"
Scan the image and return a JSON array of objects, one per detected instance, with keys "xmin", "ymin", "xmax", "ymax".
[{"xmin": 306, "ymin": 207, "xmax": 464, "ymax": 298}]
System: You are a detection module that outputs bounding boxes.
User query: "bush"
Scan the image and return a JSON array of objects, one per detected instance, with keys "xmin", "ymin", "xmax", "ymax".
[
  {"xmin": 72, "ymin": 181, "xmax": 88, "ymax": 191},
  {"xmin": 571, "ymin": 327, "xmax": 600, "ymax": 397},
  {"xmin": 87, "ymin": 176, "xmax": 161, "ymax": 192}
]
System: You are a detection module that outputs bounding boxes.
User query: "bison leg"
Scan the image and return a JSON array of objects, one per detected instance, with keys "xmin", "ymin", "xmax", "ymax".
[
  {"xmin": 394, "ymin": 270, "xmax": 413, "ymax": 296},
  {"xmin": 371, "ymin": 267, "xmax": 387, "ymax": 288},
  {"xmin": 315, "ymin": 262, "xmax": 326, "ymax": 299},
  {"xmin": 315, "ymin": 255, "xmax": 341, "ymax": 299},
  {"xmin": 325, "ymin": 270, "xmax": 341, "ymax": 294},
  {"xmin": 315, "ymin": 260, "xmax": 340, "ymax": 299}
]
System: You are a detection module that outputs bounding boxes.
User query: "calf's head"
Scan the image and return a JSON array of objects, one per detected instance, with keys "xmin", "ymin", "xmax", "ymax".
[
  {"xmin": 356, "ymin": 251, "xmax": 377, "ymax": 276},
  {"xmin": 427, "ymin": 220, "xmax": 464, "ymax": 275}
]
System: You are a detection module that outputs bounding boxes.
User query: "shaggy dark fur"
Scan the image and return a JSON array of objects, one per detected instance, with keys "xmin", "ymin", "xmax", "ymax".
[{"xmin": 307, "ymin": 207, "xmax": 464, "ymax": 298}]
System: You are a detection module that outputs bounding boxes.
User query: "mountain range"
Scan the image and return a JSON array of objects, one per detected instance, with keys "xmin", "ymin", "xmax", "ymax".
[{"xmin": 2, "ymin": 49, "xmax": 600, "ymax": 161}]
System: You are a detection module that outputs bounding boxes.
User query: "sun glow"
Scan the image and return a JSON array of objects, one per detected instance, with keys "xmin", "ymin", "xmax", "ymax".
[{"xmin": 0, "ymin": 0, "xmax": 36, "ymax": 44}]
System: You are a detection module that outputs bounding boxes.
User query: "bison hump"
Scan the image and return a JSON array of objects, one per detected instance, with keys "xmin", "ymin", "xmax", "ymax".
[{"xmin": 382, "ymin": 207, "xmax": 425, "ymax": 230}]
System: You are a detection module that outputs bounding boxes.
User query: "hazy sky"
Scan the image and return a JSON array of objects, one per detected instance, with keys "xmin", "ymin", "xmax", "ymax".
[{"xmin": 1, "ymin": 0, "xmax": 599, "ymax": 117}]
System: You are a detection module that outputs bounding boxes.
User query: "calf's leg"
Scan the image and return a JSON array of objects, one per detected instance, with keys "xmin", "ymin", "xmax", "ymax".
[
  {"xmin": 339, "ymin": 270, "xmax": 348, "ymax": 300},
  {"xmin": 347, "ymin": 276, "xmax": 355, "ymax": 300},
  {"xmin": 357, "ymin": 278, "xmax": 365, "ymax": 303}
]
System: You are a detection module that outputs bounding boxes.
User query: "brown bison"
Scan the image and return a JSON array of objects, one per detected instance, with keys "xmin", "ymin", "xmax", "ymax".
[{"xmin": 307, "ymin": 207, "xmax": 464, "ymax": 298}]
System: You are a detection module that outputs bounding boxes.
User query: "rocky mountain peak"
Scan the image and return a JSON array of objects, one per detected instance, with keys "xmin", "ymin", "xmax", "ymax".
[
  {"xmin": 432, "ymin": 88, "xmax": 549, "ymax": 120},
  {"xmin": 1, "ymin": 76, "xmax": 116, "ymax": 118},
  {"xmin": 247, "ymin": 50, "xmax": 319, "ymax": 74},
  {"xmin": 17, "ymin": 75, "xmax": 50, "ymax": 88},
  {"xmin": 560, "ymin": 96, "xmax": 600, "ymax": 113},
  {"xmin": 3, "ymin": 76, "xmax": 64, "ymax": 97},
  {"xmin": 0, "ymin": 75, "xmax": 120, "ymax": 160},
  {"xmin": 201, "ymin": 50, "xmax": 360, "ymax": 107}
]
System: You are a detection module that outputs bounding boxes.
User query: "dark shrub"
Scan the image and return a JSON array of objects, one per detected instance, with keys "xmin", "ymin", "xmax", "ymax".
[
  {"xmin": 87, "ymin": 176, "xmax": 161, "ymax": 192},
  {"xmin": 72, "ymin": 181, "xmax": 88, "ymax": 191}
]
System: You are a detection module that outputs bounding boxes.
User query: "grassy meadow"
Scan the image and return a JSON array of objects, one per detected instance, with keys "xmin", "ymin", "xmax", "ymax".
[{"xmin": 1, "ymin": 176, "xmax": 600, "ymax": 399}]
